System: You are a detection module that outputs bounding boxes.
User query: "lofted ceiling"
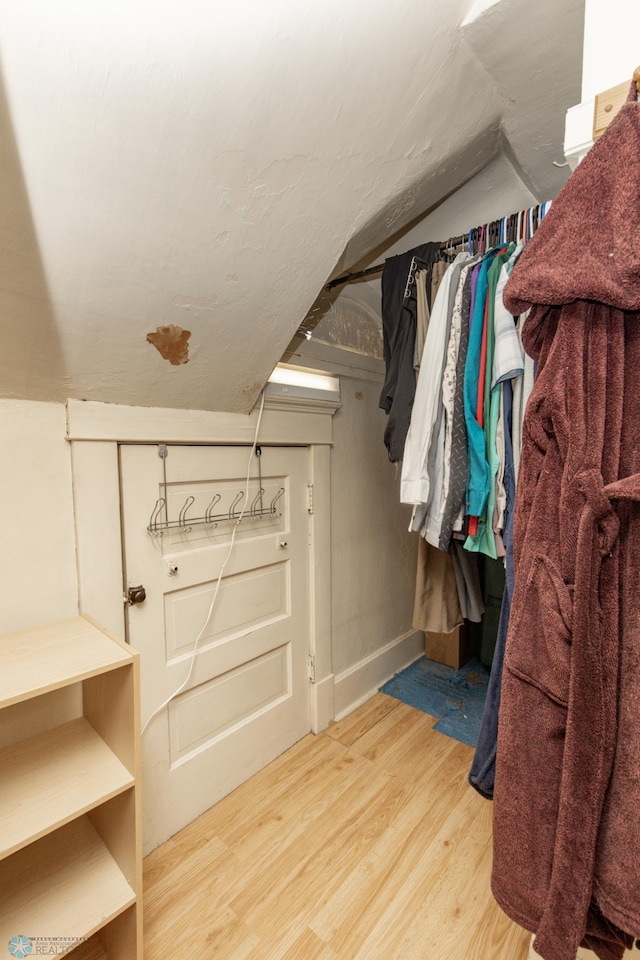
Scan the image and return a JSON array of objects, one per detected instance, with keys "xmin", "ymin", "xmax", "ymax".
[{"xmin": 0, "ymin": 0, "xmax": 583, "ymax": 414}]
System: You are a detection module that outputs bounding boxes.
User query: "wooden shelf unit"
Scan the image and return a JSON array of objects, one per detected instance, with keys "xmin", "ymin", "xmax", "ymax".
[{"xmin": 0, "ymin": 615, "xmax": 142, "ymax": 959}]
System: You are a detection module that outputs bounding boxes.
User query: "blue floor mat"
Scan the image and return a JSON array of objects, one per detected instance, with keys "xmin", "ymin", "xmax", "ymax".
[{"xmin": 380, "ymin": 656, "xmax": 489, "ymax": 747}]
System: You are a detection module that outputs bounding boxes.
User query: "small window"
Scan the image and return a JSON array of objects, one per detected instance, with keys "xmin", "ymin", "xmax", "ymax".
[{"xmin": 266, "ymin": 364, "xmax": 340, "ymax": 402}]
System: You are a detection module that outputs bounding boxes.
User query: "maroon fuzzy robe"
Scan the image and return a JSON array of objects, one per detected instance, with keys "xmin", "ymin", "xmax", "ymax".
[{"xmin": 493, "ymin": 85, "xmax": 640, "ymax": 960}]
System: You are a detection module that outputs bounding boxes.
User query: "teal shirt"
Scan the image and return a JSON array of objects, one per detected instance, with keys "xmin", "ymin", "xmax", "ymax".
[
  {"xmin": 464, "ymin": 246, "xmax": 511, "ymax": 522},
  {"xmin": 464, "ymin": 247, "xmax": 502, "ymax": 519},
  {"xmin": 465, "ymin": 245, "xmax": 514, "ymax": 557}
]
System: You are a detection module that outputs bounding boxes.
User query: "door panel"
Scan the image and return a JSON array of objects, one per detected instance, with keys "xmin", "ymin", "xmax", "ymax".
[
  {"xmin": 168, "ymin": 643, "xmax": 290, "ymax": 762},
  {"xmin": 164, "ymin": 560, "xmax": 289, "ymax": 658},
  {"xmin": 119, "ymin": 444, "xmax": 310, "ymax": 853}
]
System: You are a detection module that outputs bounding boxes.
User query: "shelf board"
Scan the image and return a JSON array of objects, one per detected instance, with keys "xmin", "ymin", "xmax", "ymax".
[
  {"xmin": 0, "ymin": 616, "xmax": 132, "ymax": 707},
  {"xmin": 67, "ymin": 934, "xmax": 109, "ymax": 960},
  {"xmin": 0, "ymin": 815, "xmax": 136, "ymax": 946},
  {"xmin": 0, "ymin": 718, "xmax": 134, "ymax": 860}
]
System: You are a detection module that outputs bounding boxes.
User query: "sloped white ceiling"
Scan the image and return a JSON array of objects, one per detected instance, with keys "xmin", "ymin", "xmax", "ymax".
[{"xmin": 0, "ymin": 0, "xmax": 583, "ymax": 413}]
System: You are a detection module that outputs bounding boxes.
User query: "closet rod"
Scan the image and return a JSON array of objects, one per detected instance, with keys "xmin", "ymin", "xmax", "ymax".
[
  {"xmin": 325, "ymin": 233, "xmax": 468, "ymax": 291},
  {"xmin": 326, "ymin": 202, "xmax": 550, "ymax": 291}
]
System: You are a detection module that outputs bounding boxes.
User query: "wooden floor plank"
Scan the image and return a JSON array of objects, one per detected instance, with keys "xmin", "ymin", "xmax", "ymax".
[
  {"xmin": 143, "ymin": 695, "xmax": 529, "ymax": 960},
  {"xmin": 143, "ymin": 835, "xmax": 232, "ymax": 930},
  {"xmin": 371, "ymin": 714, "xmax": 460, "ymax": 783},
  {"xmin": 309, "ymin": 738, "xmax": 472, "ymax": 951},
  {"xmin": 144, "ymin": 827, "xmax": 228, "ymax": 895},
  {"xmin": 269, "ymin": 925, "xmax": 340, "ymax": 960},
  {"xmin": 209, "ymin": 755, "xmax": 376, "ymax": 911},
  {"xmin": 177, "ymin": 733, "xmax": 341, "ymax": 842},
  {"xmin": 380, "ymin": 804, "xmax": 494, "ymax": 960},
  {"xmin": 347, "ymin": 700, "xmax": 438, "ymax": 765},
  {"xmin": 229, "ymin": 764, "xmax": 405, "ymax": 927},
  {"xmin": 326, "ymin": 692, "xmax": 402, "ymax": 746},
  {"xmin": 224, "ymin": 747, "xmax": 366, "ymax": 857},
  {"xmin": 463, "ymin": 889, "xmax": 532, "ymax": 960},
  {"xmin": 240, "ymin": 775, "xmax": 419, "ymax": 948},
  {"xmin": 346, "ymin": 787, "xmax": 491, "ymax": 960},
  {"xmin": 147, "ymin": 902, "xmax": 259, "ymax": 959}
]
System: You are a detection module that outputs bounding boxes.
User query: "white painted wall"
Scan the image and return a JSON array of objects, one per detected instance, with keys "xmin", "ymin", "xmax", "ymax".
[
  {"xmin": 331, "ymin": 375, "xmax": 416, "ymax": 675},
  {"xmin": 330, "ymin": 373, "xmax": 423, "ymax": 714},
  {"xmin": 582, "ymin": 0, "xmax": 640, "ymax": 99},
  {"xmin": 0, "ymin": 400, "xmax": 78, "ymax": 633},
  {"xmin": 565, "ymin": 4, "xmax": 639, "ymax": 179}
]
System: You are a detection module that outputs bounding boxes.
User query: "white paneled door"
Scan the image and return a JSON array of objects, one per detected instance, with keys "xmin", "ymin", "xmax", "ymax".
[{"xmin": 120, "ymin": 444, "xmax": 311, "ymax": 853}]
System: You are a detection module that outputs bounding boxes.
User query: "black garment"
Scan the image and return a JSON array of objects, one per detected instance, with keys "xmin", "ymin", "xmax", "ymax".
[{"xmin": 379, "ymin": 242, "xmax": 440, "ymax": 462}]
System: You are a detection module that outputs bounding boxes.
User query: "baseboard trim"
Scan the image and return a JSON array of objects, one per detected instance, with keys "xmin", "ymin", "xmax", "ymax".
[
  {"xmin": 311, "ymin": 673, "xmax": 335, "ymax": 734},
  {"xmin": 333, "ymin": 630, "xmax": 424, "ymax": 721}
]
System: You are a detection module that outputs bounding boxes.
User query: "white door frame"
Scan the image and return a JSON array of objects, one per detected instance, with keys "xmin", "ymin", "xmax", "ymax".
[{"xmin": 67, "ymin": 396, "xmax": 338, "ymax": 734}]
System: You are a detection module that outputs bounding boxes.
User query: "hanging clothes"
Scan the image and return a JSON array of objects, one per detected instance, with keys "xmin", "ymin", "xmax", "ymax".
[
  {"xmin": 411, "ymin": 258, "xmax": 464, "ymax": 635},
  {"xmin": 450, "ymin": 541, "xmax": 484, "ymax": 622},
  {"xmin": 420, "ymin": 254, "xmax": 470, "ymax": 547},
  {"xmin": 465, "ymin": 244, "xmax": 514, "ymax": 557},
  {"xmin": 412, "ymin": 537, "xmax": 463, "ymax": 634},
  {"xmin": 400, "ymin": 252, "xmax": 468, "ymax": 511},
  {"xmin": 413, "ymin": 268, "xmax": 430, "ymax": 368},
  {"xmin": 380, "ymin": 206, "xmax": 549, "ymax": 658},
  {"xmin": 438, "ymin": 260, "xmax": 478, "ymax": 551},
  {"xmin": 468, "ymin": 245, "xmax": 525, "ymax": 794},
  {"xmin": 469, "ymin": 376, "xmax": 517, "ymax": 797},
  {"xmin": 464, "ymin": 248, "xmax": 503, "ymax": 523},
  {"xmin": 511, "ymin": 309, "xmax": 535, "ymax": 482},
  {"xmin": 379, "ymin": 243, "xmax": 441, "ymax": 461},
  {"xmin": 491, "ymin": 86, "xmax": 640, "ymax": 960},
  {"xmin": 440, "ymin": 259, "xmax": 481, "ymax": 534}
]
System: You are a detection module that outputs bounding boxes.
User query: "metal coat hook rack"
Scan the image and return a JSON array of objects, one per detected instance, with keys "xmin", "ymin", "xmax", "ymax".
[{"xmin": 147, "ymin": 486, "xmax": 285, "ymax": 536}]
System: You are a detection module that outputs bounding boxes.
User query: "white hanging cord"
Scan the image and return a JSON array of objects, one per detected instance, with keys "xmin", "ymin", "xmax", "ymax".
[{"xmin": 141, "ymin": 389, "xmax": 267, "ymax": 735}]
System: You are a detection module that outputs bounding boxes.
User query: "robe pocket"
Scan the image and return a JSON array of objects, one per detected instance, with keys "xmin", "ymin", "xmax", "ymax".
[{"xmin": 506, "ymin": 553, "xmax": 573, "ymax": 706}]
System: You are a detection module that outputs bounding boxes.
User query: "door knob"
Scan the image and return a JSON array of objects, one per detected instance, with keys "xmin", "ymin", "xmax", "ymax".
[{"xmin": 125, "ymin": 585, "xmax": 147, "ymax": 605}]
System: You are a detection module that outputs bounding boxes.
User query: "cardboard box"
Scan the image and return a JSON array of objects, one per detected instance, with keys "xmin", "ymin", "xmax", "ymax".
[{"xmin": 425, "ymin": 622, "xmax": 473, "ymax": 670}]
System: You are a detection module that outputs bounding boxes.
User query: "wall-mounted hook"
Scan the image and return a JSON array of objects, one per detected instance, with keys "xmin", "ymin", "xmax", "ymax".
[
  {"xmin": 229, "ymin": 490, "xmax": 245, "ymax": 525},
  {"xmin": 270, "ymin": 487, "xmax": 285, "ymax": 517},
  {"xmin": 178, "ymin": 495, "xmax": 195, "ymax": 531},
  {"xmin": 205, "ymin": 493, "xmax": 221, "ymax": 526},
  {"xmin": 148, "ymin": 498, "xmax": 166, "ymax": 536},
  {"xmin": 250, "ymin": 488, "xmax": 265, "ymax": 518}
]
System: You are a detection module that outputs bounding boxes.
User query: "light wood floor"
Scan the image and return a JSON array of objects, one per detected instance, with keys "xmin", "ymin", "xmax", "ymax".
[{"xmin": 143, "ymin": 693, "xmax": 532, "ymax": 959}]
